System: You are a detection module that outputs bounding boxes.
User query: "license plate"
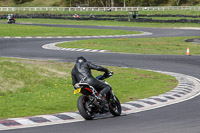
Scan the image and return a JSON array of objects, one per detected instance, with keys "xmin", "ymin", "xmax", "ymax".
[{"xmin": 74, "ymin": 88, "xmax": 81, "ymax": 94}]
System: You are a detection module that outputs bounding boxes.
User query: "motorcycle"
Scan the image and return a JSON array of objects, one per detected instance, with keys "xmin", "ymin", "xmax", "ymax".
[
  {"xmin": 73, "ymin": 71, "xmax": 121, "ymax": 120},
  {"xmin": 7, "ymin": 17, "xmax": 15, "ymax": 24}
]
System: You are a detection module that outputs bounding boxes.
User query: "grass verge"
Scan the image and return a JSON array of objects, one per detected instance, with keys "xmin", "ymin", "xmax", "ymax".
[
  {"xmin": 57, "ymin": 36, "xmax": 200, "ymax": 55},
  {"xmin": 0, "ymin": 23, "xmax": 140, "ymax": 37},
  {"xmin": 0, "ymin": 57, "xmax": 177, "ymax": 119}
]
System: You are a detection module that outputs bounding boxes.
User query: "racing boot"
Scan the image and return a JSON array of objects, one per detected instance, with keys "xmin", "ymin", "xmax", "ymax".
[{"xmin": 98, "ymin": 94, "xmax": 109, "ymax": 112}]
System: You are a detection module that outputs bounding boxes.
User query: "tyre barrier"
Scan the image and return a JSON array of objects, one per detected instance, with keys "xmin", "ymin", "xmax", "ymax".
[
  {"xmin": 185, "ymin": 38, "xmax": 200, "ymax": 43},
  {"xmin": 0, "ymin": 14, "xmax": 200, "ymax": 19},
  {"xmin": 0, "ymin": 14, "xmax": 199, "ymax": 23},
  {"xmin": 139, "ymin": 14, "xmax": 200, "ymax": 18},
  {"xmin": 134, "ymin": 18, "xmax": 200, "ymax": 23}
]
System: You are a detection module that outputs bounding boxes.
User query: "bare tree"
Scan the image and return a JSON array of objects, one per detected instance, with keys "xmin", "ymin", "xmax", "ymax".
[
  {"xmin": 111, "ymin": 0, "xmax": 114, "ymax": 7},
  {"xmin": 175, "ymin": 0, "xmax": 181, "ymax": 5},
  {"xmin": 98, "ymin": 0, "xmax": 104, "ymax": 6}
]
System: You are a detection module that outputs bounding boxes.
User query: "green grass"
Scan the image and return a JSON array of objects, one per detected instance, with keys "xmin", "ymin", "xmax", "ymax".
[
  {"xmin": 0, "ymin": 0, "xmax": 66, "ymax": 7},
  {"xmin": 0, "ymin": 57, "xmax": 177, "ymax": 119},
  {"xmin": 57, "ymin": 36, "xmax": 200, "ymax": 55},
  {"xmin": 0, "ymin": 23, "xmax": 140, "ymax": 37},
  {"xmin": 1, "ymin": 18, "xmax": 199, "ymax": 28}
]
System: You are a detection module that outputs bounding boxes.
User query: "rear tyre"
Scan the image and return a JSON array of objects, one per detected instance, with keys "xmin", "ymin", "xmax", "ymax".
[
  {"xmin": 109, "ymin": 96, "xmax": 121, "ymax": 116},
  {"xmin": 77, "ymin": 95, "xmax": 95, "ymax": 120}
]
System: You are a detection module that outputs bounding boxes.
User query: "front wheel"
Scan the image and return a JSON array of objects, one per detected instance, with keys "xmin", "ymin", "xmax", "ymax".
[
  {"xmin": 77, "ymin": 95, "xmax": 95, "ymax": 120},
  {"xmin": 109, "ymin": 96, "xmax": 121, "ymax": 116}
]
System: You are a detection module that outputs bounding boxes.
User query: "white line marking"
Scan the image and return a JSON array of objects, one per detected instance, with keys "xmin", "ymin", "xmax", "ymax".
[
  {"xmin": 0, "ymin": 31, "xmax": 153, "ymax": 39},
  {"xmin": 9, "ymin": 118, "xmax": 36, "ymax": 125},
  {"xmin": 121, "ymin": 104, "xmax": 138, "ymax": 109}
]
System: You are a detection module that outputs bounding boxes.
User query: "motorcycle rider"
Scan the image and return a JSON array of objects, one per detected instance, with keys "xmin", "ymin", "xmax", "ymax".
[
  {"xmin": 71, "ymin": 56, "xmax": 111, "ymax": 102},
  {"xmin": 7, "ymin": 14, "xmax": 15, "ymax": 23},
  {"xmin": 11, "ymin": 14, "xmax": 15, "ymax": 20},
  {"xmin": 7, "ymin": 14, "xmax": 11, "ymax": 19}
]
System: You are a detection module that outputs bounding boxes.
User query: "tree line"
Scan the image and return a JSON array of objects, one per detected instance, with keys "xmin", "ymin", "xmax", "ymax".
[
  {"xmin": 65, "ymin": 0, "xmax": 200, "ymax": 7},
  {"xmin": 2, "ymin": 0, "xmax": 199, "ymax": 6}
]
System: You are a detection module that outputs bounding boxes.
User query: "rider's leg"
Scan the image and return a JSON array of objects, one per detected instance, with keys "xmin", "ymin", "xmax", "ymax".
[
  {"xmin": 98, "ymin": 86, "xmax": 111, "ymax": 100},
  {"xmin": 98, "ymin": 86, "xmax": 111, "ymax": 111}
]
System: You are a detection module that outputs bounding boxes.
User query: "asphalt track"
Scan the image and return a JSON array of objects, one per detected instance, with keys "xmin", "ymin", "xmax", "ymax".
[{"xmin": 0, "ymin": 24, "xmax": 200, "ymax": 133}]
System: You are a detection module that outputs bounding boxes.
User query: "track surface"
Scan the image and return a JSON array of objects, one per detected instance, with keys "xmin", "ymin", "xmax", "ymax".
[{"xmin": 0, "ymin": 24, "xmax": 200, "ymax": 133}]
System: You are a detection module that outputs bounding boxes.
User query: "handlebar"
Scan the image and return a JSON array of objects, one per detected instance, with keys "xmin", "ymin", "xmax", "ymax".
[{"xmin": 96, "ymin": 71, "xmax": 113, "ymax": 80}]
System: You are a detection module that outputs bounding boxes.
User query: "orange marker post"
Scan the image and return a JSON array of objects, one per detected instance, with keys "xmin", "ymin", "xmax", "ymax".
[{"xmin": 186, "ymin": 47, "xmax": 190, "ymax": 56}]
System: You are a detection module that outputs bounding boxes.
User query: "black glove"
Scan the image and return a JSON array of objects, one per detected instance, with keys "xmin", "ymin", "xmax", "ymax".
[
  {"xmin": 108, "ymin": 71, "xmax": 113, "ymax": 76},
  {"xmin": 103, "ymin": 71, "xmax": 113, "ymax": 79}
]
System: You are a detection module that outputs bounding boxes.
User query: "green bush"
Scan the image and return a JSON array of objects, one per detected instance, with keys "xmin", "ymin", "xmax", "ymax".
[{"xmin": 12, "ymin": 0, "xmax": 33, "ymax": 4}]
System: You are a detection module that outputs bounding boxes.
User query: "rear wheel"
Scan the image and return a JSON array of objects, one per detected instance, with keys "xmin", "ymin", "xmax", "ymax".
[
  {"xmin": 77, "ymin": 95, "xmax": 95, "ymax": 120},
  {"xmin": 109, "ymin": 96, "xmax": 121, "ymax": 116}
]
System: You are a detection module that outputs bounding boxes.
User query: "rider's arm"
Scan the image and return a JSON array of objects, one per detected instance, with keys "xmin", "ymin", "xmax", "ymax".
[
  {"xmin": 71, "ymin": 70, "xmax": 78, "ymax": 86},
  {"xmin": 87, "ymin": 62, "xmax": 109, "ymax": 73}
]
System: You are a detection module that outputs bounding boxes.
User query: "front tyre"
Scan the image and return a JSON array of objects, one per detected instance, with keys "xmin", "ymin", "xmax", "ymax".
[
  {"xmin": 109, "ymin": 96, "xmax": 121, "ymax": 116},
  {"xmin": 77, "ymin": 95, "xmax": 95, "ymax": 120}
]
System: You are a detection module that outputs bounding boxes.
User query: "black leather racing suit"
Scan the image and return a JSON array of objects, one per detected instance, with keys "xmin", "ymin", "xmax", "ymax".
[{"xmin": 71, "ymin": 57, "xmax": 111, "ymax": 97}]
